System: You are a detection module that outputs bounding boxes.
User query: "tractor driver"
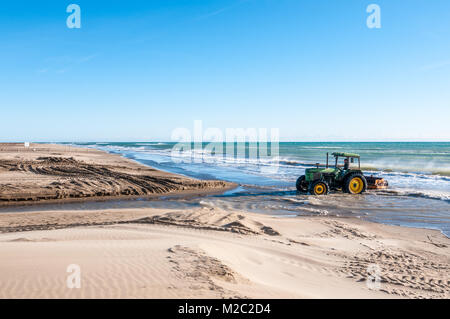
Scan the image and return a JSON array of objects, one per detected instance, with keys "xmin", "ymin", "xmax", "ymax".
[{"xmin": 343, "ymin": 158, "xmax": 349, "ymax": 170}]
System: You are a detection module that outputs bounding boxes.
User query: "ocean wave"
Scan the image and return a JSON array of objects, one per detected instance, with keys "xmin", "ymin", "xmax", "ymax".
[
  {"xmin": 300, "ymin": 146, "xmax": 343, "ymax": 149},
  {"xmin": 79, "ymin": 143, "xmax": 450, "ymax": 198},
  {"xmin": 297, "ymin": 207, "xmax": 329, "ymax": 216},
  {"xmin": 88, "ymin": 142, "xmax": 450, "ymax": 174},
  {"xmin": 374, "ymin": 189, "xmax": 450, "ymax": 203},
  {"xmin": 171, "ymin": 148, "xmax": 450, "ymax": 176}
]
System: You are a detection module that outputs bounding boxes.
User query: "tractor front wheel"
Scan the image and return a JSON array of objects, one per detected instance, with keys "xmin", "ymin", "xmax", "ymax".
[
  {"xmin": 309, "ymin": 180, "xmax": 329, "ymax": 195},
  {"xmin": 344, "ymin": 174, "xmax": 367, "ymax": 194},
  {"xmin": 296, "ymin": 175, "xmax": 308, "ymax": 192}
]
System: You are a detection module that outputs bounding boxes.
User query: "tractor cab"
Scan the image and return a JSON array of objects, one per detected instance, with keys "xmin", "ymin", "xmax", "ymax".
[
  {"xmin": 296, "ymin": 152, "xmax": 388, "ymax": 195},
  {"xmin": 330, "ymin": 152, "xmax": 360, "ymax": 168},
  {"xmin": 331, "ymin": 152, "xmax": 361, "ymax": 176}
]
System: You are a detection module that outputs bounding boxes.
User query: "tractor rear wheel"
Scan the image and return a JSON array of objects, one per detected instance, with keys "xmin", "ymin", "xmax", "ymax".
[
  {"xmin": 344, "ymin": 173, "xmax": 367, "ymax": 194},
  {"xmin": 296, "ymin": 175, "xmax": 308, "ymax": 192},
  {"xmin": 309, "ymin": 180, "xmax": 329, "ymax": 195}
]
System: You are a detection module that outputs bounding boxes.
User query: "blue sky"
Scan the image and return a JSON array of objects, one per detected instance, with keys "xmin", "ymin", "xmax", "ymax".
[{"xmin": 1, "ymin": 0, "xmax": 449, "ymax": 142}]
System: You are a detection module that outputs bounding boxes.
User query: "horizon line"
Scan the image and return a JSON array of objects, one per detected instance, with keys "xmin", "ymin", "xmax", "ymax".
[{"xmin": 2, "ymin": 140, "xmax": 449, "ymax": 144}]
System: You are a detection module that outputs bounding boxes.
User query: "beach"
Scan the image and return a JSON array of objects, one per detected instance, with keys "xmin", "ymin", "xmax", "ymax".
[
  {"xmin": 0, "ymin": 144, "xmax": 449, "ymax": 299},
  {"xmin": 0, "ymin": 143, "xmax": 234, "ymax": 205}
]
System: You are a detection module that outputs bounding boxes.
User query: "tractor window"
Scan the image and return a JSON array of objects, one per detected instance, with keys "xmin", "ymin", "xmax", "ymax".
[
  {"xmin": 334, "ymin": 156, "xmax": 361, "ymax": 169},
  {"xmin": 336, "ymin": 157, "xmax": 354, "ymax": 169}
]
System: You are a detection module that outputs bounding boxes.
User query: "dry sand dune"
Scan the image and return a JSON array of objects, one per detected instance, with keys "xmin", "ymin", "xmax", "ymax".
[{"xmin": 0, "ymin": 206, "xmax": 448, "ymax": 299}]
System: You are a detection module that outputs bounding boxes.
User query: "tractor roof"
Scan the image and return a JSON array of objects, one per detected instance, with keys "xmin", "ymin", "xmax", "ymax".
[{"xmin": 331, "ymin": 152, "xmax": 360, "ymax": 158}]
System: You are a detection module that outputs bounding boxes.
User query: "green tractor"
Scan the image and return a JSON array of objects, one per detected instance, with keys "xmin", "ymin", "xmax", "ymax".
[{"xmin": 296, "ymin": 152, "xmax": 382, "ymax": 195}]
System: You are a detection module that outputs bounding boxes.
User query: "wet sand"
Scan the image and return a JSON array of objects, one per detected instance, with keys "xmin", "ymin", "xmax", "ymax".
[
  {"xmin": 0, "ymin": 143, "xmax": 234, "ymax": 205},
  {"xmin": 0, "ymin": 143, "xmax": 449, "ymax": 298}
]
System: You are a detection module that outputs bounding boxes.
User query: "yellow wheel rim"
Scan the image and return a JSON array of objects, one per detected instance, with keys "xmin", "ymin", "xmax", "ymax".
[
  {"xmin": 349, "ymin": 177, "xmax": 364, "ymax": 194},
  {"xmin": 314, "ymin": 183, "xmax": 326, "ymax": 195}
]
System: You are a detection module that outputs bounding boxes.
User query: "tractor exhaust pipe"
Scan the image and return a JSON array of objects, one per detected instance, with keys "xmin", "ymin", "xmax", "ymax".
[{"xmin": 326, "ymin": 153, "xmax": 329, "ymax": 168}]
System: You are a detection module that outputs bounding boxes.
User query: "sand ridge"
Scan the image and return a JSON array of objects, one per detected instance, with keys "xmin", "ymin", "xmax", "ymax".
[{"xmin": 0, "ymin": 206, "xmax": 279, "ymax": 236}]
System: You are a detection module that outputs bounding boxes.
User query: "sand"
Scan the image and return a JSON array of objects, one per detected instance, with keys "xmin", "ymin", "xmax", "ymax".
[
  {"xmin": 0, "ymin": 143, "xmax": 234, "ymax": 205},
  {"xmin": 0, "ymin": 144, "xmax": 449, "ymax": 299},
  {"xmin": 0, "ymin": 207, "xmax": 448, "ymax": 299}
]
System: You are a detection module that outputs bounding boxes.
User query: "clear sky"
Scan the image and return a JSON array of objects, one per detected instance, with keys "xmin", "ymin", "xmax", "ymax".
[{"xmin": 1, "ymin": 0, "xmax": 449, "ymax": 142}]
